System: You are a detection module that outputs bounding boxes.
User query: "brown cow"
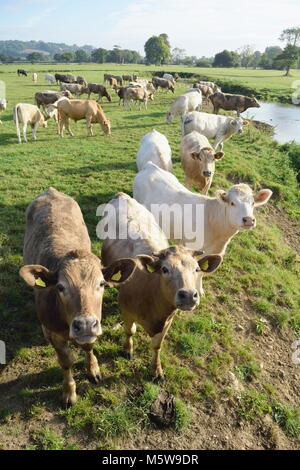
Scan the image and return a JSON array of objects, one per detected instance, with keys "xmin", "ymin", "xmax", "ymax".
[
  {"xmin": 19, "ymin": 188, "xmax": 137, "ymax": 406},
  {"xmin": 152, "ymin": 77, "xmax": 175, "ymax": 93},
  {"xmin": 101, "ymin": 193, "xmax": 222, "ymax": 380},
  {"xmin": 210, "ymin": 92, "xmax": 260, "ymax": 116},
  {"xmin": 123, "ymin": 87, "xmax": 149, "ymax": 110},
  {"xmin": 87, "ymin": 83, "xmax": 111, "ymax": 102},
  {"xmin": 55, "ymin": 99, "xmax": 111, "ymax": 137},
  {"xmin": 35, "ymin": 90, "xmax": 73, "ymax": 109},
  {"xmin": 60, "ymin": 83, "xmax": 89, "ymax": 97}
]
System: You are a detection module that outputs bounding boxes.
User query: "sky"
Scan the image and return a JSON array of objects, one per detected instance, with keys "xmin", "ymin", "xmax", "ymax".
[{"xmin": 1, "ymin": 0, "xmax": 300, "ymax": 57}]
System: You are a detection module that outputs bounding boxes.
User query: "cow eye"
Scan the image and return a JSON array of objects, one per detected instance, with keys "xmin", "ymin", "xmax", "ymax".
[
  {"xmin": 57, "ymin": 283, "xmax": 65, "ymax": 293},
  {"xmin": 100, "ymin": 281, "xmax": 106, "ymax": 287},
  {"xmin": 162, "ymin": 266, "xmax": 169, "ymax": 274},
  {"xmin": 231, "ymin": 202, "xmax": 235, "ymax": 207},
  {"xmin": 196, "ymin": 266, "xmax": 201, "ymax": 272}
]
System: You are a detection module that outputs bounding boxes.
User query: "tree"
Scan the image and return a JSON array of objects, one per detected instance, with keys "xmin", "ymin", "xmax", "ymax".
[
  {"xmin": 259, "ymin": 46, "xmax": 282, "ymax": 69},
  {"xmin": 60, "ymin": 52, "xmax": 74, "ymax": 62},
  {"xmin": 279, "ymin": 26, "xmax": 300, "ymax": 47},
  {"xmin": 75, "ymin": 49, "xmax": 90, "ymax": 62},
  {"xmin": 144, "ymin": 34, "xmax": 171, "ymax": 65},
  {"xmin": 27, "ymin": 52, "xmax": 44, "ymax": 63},
  {"xmin": 91, "ymin": 48, "xmax": 107, "ymax": 63},
  {"xmin": 238, "ymin": 45, "xmax": 255, "ymax": 68},
  {"xmin": 172, "ymin": 47, "xmax": 186, "ymax": 64},
  {"xmin": 213, "ymin": 50, "xmax": 240, "ymax": 67},
  {"xmin": 274, "ymin": 44, "xmax": 299, "ymax": 76},
  {"xmin": 249, "ymin": 51, "xmax": 262, "ymax": 69},
  {"xmin": 196, "ymin": 57, "xmax": 212, "ymax": 67}
]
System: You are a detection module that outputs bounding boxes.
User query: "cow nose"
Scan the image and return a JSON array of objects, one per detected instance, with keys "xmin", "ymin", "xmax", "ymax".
[
  {"xmin": 176, "ymin": 289, "xmax": 199, "ymax": 309},
  {"xmin": 73, "ymin": 319, "xmax": 82, "ymax": 333},
  {"xmin": 203, "ymin": 170, "xmax": 211, "ymax": 177},
  {"xmin": 243, "ymin": 216, "xmax": 255, "ymax": 226}
]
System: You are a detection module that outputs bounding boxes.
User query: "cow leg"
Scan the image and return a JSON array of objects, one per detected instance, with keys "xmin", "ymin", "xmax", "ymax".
[
  {"xmin": 65, "ymin": 118, "xmax": 74, "ymax": 137},
  {"xmin": 32, "ymin": 122, "xmax": 39, "ymax": 141},
  {"xmin": 86, "ymin": 117, "xmax": 93, "ymax": 136},
  {"xmin": 213, "ymin": 135, "xmax": 224, "ymax": 151},
  {"xmin": 22, "ymin": 123, "xmax": 28, "ymax": 143},
  {"xmin": 81, "ymin": 344, "xmax": 101, "ymax": 383},
  {"xmin": 44, "ymin": 330, "xmax": 77, "ymax": 407},
  {"xmin": 150, "ymin": 316, "xmax": 174, "ymax": 380},
  {"xmin": 123, "ymin": 316, "xmax": 136, "ymax": 360}
]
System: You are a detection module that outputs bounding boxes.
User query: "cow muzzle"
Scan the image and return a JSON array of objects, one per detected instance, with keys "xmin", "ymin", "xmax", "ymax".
[
  {"xmin": 70, "ymin": 315, "xmax": 102, "ymax": 344},
  {"xmin": 175, "ymin": 289, "xmax": 199, "ymax": 311},
  {"xmin": 203, "ymin": 170, "xmax": 212, "ymax": 177},
  {"xmin": 242, "ymin": 216, "xmax": 256, "ymax": 229}
]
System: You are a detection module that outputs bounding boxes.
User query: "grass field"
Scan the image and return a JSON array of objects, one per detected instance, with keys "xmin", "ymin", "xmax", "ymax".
[{"xmin": 0, "ymin": 63, "xmax": 299, "ymax": 450}]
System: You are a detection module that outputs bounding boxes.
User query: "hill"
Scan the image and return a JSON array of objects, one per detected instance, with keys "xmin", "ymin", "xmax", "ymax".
[{"xmin": 0, "ymin": 40, "xmax": 94, "ymax": 59}]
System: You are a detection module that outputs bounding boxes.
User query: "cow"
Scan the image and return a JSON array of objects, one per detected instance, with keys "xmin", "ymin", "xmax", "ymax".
[
  {"xmin": 152, "ymin": 77, "xmax": 175, "ymax": 93},
  {"xmin": 35, "ymin": 90, "xmax": 73, "ymax": 109},
  {"xmin": 45, "ymin": 101, "xmax": 59, "ymax": 124},
  {"xmin": 180, "ymin": 131, "xmax": 224, "ymax": 194},
  {"xmin": 55, "ymin": 73, "xmax": 76, "ymax": 84},
  {"xmin": 13, "ymin": 103, "xmax": 47, "ymax": 144},
  {"xmin": 129, "ymin": 81, "xmax": 155, "ymax": 100},
  {"xmin": 0, "ymin": 98, "xmax": 7, "ymax": 124},
  {"xmin": 101, "ymin": 192, "xmax": 222, "ymax": 380},
  {"xmin": 87, "ymin": 83, "xmax": 111, "ymax": 102},
  {"xmin": 76, "ymin": 75, "xmax": 87, "ymax": 86},
  {"xmin": 209, "ymin": 92, "xmax": 260, "ymax": 116},
  {"xmin": 193, "ymin": 83, "xmax": 214, "ymax": 98},
  {"xmin": 166, "ymin": 91, "xmax": 202, "ymax": 124},
  {"xmin": 108, "ymin": 77, "xmax": 118, "ymax": 87},
  {"xmin": 104, "ymin": 73, "xmax": 113, "ymax": 84},
  {"xmin": 60, "ymin": 83, "xmax": 89, "ymax": 97},
  {"xmin": 44, "ymin": 73, "xmax": 55, "ymax": 85},
  {"xmin": 55, "ymin": 99, "xmax": 111, "ymax": 137},
  {"xmin": 122, "ymin": 74, "xmax": 133, "ymax": 82},
  {"xmin": 113, "ymin": 85, "xmax": 127, "ymax": 106},
  {"xmin": 32, "ymin": 73, "xmax": 38, "ymax": 83},
  {"xmin": 194, "ymin": 81, "xmax": 220, "ymax": 93},
  {"xmin": 19, "ymin": 188, "xmax": 137, "ymax": 406},
  {"xmin": 17, "ymin": 69, "xmax": 27, "ymax": 77},
  {"xmin": 163, "ymin": 73, "xmax": 175, "ymax": 84},
  {"xmin": 137, "ymin": 130, "xmax": 172, "ymax": 172},
  {"xmin": 133, "ymin": 162, "xmax": 273, "ymax": 256},
  {"xmin": 124, "ymin": 87, "xmax": 149, "ymax": 110},
  {"xmin": 181, "ymin": 111, "xmax": 248, "ymax": 150}
]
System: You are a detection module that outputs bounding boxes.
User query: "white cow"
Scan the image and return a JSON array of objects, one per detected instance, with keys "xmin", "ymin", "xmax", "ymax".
[
  {"xmin": 44, "ymin": 73, "xmax": 55, "ymax": 85},
  {"xmin": 32, "ymin": 73, "xmax": 38, "ymax": 83},
  {"xmin": 181, "ymin": 111, "xmax": 248, "ymax": 150},
  {"xmin": 163, "ymin": 73, "xmax": 175, "ymax": 84},
  {"xmin": 13, "ymin": 103, "xmax": 47, "ymax": 143},
  {"xmin": 137, "ymin": 129, "xmax": 172, "ymax": 172},
  {"xmin": 181, "ymin": 131, "xmax": 224, "ymax": 194},
  {"xmin": 133, "ymin": 162, "xmax": 272, "ymax": 256},
  {"xmin": 166, "ymin": 92, "xmax": 202, "ymax": 124},
  {"xmin": 0, "ymin": 98, "xmax": 7, "ymax": 124}
]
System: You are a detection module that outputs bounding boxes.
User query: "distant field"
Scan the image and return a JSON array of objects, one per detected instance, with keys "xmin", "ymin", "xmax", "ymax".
[{"xmin": 0, "ymin": 63, "xmax": 299, "ymax": 450}]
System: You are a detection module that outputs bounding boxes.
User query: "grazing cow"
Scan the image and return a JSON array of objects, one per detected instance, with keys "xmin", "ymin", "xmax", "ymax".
[
  {"xmin": 56, "ymin": 99, "xmax": 111, "ymax": 137},
  {"xmin": 0, "ymin": 98, "xmax": 7, "ymax": 124},
  {"xmin": 44, "ymin": 73, "xmax": 55, "ymax": 85},
  {"xmin": 87, "ymin": 83, "xmax": 111, "ymax": 102},
  {"xmin": 76, "ymin": 75, "xmax": 87, "ymax": 86},
  {"xmin": 152, "ymin": 77, "xmax": 174, "ymax": 93},
  {"xmin": 181, "ymin": 111, "xmax": 248, "ymax": 150},
  {"xmin": 60, "ymin": 83, "xmax": 89, "ymax": 97},
  {"xmin": 129, "ymin": 81, "xmax": 155, "ymax": 100},
  {"xmin": 113, "ymin": 85, "xmax": 127, "ymax": 106},
  {"xmin": 45, "ymin": 101, "xmax": 59, "ymax": 124},
  {"xmin": 13, "ymin": 103, "xmax": 47, "ymax": 144},
  {"xmin": 133, "ymin": 162, "xmax": 272, "ymax": 256},
  {"xmin": 17, "ymin": 69, "xmax": 27, "ymax": 77},
  {"xmin": 193, "ymin": 83, "xmax": 214, "ymax": 98},
  {"xmin": 122, "ymin": 74, "xmax": 133, "ymax": 82},
  {"xmin": 35, "ymin": 90, "xmax": 73, "ymax": 109},
  {"xmin": 166, "ymin": 91, "xmax": 202, "ymax": 124},
  {"xmin": 103, "ymin": 73, "xmax": 113, "ymax": 84},
  {"xmin": 163, "ymin": 73, "xmax": 175, "ymax": 84},
  {"xmin": 124, "ymin": 87, "xmax": 149, "ymax": 110},
  {"xmin": 180, "ymin": 131, "xmax": 224, "ymax": 194},
  {"xmin": 210, "ymin": 92, "xmax": 260, "ymax": 116},
  {"xmin": 101, "ymin": 193, "xmax": 222, "ymax": 379},
  {"xmin": 19, "ymin": 188, "xmax": 137, "ymax": 406},
  {"xmin": 137, "ymin": 130, "xmax": 173, "ymax": 172},
  {"xmin": 55, "ymin": 73, "xmax": 76, "ymax": 84},
  {"xmin": 32, "ymin": 73, "xmax": 38, "ymax": 83}
]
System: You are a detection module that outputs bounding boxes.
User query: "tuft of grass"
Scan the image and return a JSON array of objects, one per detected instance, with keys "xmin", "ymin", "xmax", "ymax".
[
  {"xmin": 31, "ymin": 428, "xmax": 65, "ymax": 451},
  {"xmin": 237, "ymin": 390, "xmax": 272, "ymax": 422},
  {"xmin": 273, "ymin": 402, "xmax": 300, "ymax": 438},
  {"xmin": 174, "ymin": 398, "xmax": 191, "ymax": 432}
]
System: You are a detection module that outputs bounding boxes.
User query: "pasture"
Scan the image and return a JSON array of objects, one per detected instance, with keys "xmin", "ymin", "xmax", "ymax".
[{"xmin": 0, "ymin": 63, "xmax": 299, "ymax": 450}]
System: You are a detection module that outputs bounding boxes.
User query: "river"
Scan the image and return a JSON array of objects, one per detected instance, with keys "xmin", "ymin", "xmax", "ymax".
[{"xmin": 242, "ymin": 101, "xmax": 300, "ymax": 144}]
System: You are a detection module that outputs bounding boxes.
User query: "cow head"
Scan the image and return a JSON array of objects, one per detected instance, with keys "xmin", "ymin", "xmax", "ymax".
[
  {"xmin": 249, "ymin": 97, "xmax": 260, "ymax": 108},
  {"xmin": 230, "ymin": 117, "xmax": 249, "ymax": 134},
  {"xmin": 216, "ymin": 184, "xmax": 272, "ymax": 230},
  {"xmin": 138, "ymin": 246, "xmax": 222, "ymax": 310},
  {"xmin": 19, "ymin": 251, "xmax": 137, "ymax": 345},
  {"xmin": 191, "ymin": 147, "xmax": 224, "ymax": 178}
]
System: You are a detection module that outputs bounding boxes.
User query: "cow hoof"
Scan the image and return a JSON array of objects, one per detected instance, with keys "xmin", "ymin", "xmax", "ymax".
[
  {"xmin": 153, "ymin": 375, "xmax": 165, "ymax": 384},
  {"xmin": 89, "ymin": 373, "xmax": 102, "ymax": 384}
]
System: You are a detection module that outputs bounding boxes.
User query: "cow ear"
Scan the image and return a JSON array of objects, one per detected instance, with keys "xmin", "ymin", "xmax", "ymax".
[
  {"xmin": 19, "ymin": 265, "xmax": 58, "ymax": 289},
  {"xmin": 214, "ymin": 151, "xmax": 224, "ymax": 160},
  {"xmin": 102, "ymin": 258, "xmax": 137, "ymax": 287},
  {"xmin": 253, "ymin": 189, "xmax": 272, "ymax": 206},
  {"xmin": 215, "ymin": 189, "xmax": 228, "ymax": 203},
  {"xmin": 137, "ymin": 254, "xmax": 161, "ymax": 274},
  {"xmin": 242, "ymin": 120, "xmax": 249, "ymax": 126},
  {"xmin": 198, "ymin": 255, "xmax": 222, "ymax": 273}
]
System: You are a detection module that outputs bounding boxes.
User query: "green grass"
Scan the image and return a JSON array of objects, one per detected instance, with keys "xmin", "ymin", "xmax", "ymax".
[{"xmin": 0, "ymin": 63, "xmax": 299, "ymax": 449}]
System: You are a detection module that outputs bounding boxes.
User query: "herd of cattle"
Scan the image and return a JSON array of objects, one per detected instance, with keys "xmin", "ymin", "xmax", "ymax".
[{"xmin": 2, "ymin": 68, "xmax": 271, "ymax": 406}]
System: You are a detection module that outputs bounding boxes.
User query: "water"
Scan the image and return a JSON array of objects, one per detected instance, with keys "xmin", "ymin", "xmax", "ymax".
[{"xmin": 242, "ymin": 101, "xmax": 300, "ymax": 144}]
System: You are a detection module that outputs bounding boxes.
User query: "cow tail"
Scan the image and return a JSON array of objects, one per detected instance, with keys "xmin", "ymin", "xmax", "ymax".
[{"xmin": 14, "ymin": 105, "xmax": 20, "ymax": 136}]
